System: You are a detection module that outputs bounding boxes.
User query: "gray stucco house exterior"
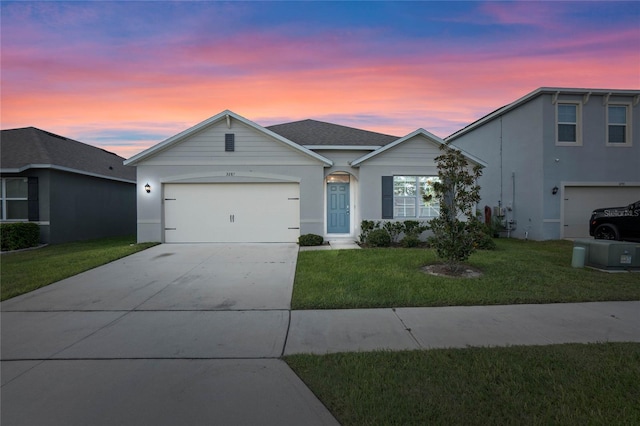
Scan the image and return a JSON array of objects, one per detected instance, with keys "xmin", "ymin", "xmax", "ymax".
[
  {"xmin": 0, "ymin": 127, "xmax": 136, "ymax": 244},
  {"xmin": 447, "ymin": 87, "xmax": 640, "ymax": 240},
  {"xmin": 124, "ymin": 110, "xmax": 485, "ymax": 243}
]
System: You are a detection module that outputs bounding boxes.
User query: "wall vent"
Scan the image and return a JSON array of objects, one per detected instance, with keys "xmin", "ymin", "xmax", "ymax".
[{"xmin": 225, "ymin": 134, "xmax": 235, "ymax": 152}]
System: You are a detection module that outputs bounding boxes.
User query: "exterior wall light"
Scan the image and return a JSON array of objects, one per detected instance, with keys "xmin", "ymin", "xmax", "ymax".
[
  {"xmin": 552, "ymin": 186, "xmax": 558, "ymax": 195},
  {"xmin": 145, "ymin": 183, "xmax": 151, "ymax": 193}
]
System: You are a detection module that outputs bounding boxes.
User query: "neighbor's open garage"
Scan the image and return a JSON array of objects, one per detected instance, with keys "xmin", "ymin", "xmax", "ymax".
[
  {"xmin": 563, "ymin": 185, "xmax": 640, "ymax": 238},
  {"xmin": 163, "ymin": 183, "xmax": 300, "ymax": 243}
]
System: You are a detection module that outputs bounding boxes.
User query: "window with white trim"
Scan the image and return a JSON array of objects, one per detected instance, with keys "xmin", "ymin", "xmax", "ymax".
[
  {"xmin": 607, "ymin": 104, "xmax": 631, "ymax": 146},
  {"xmin": 1, "ymin": 178, "xmax": 29, "ymax": 220},
  {"xmin": 393, "ymin": 176, "xmax": 440, "ymax": 218},
  {"xmin": 556, "ymin": 102, "xmax": 581, "ymax": 145}
]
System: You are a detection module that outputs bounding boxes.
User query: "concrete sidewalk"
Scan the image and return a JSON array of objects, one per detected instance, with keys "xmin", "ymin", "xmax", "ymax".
[{"xmin": 284, "ymin": 301, "xmax": 640, "ymax": 355}]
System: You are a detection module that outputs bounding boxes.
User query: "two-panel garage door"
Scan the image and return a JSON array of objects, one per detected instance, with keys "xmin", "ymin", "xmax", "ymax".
[
  {"xmin": 563, "ymin": 186, "xmax": 640, "ymax": 238},
  {"xmin": 164, "ymin": 183, "xmax": 300, "ymax": 243}
]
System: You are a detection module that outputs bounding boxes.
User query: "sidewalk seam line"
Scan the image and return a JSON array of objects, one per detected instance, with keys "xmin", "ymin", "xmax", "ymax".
[
  {"xmin": 392, "ymin": 308, "xmax": 423, "ymax": 349},
  {"xmin": 280, "ymin": 310, "xmax": 292, "ymax": 358}
]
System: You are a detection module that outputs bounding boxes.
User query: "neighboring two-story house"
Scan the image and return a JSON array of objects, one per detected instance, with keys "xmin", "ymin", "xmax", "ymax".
[{"xmin": 447, "ymin": 87, "xmax": 640, "ymax": 240}]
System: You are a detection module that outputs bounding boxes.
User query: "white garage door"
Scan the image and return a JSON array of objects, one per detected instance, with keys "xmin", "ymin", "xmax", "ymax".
[
  {"xmin": 164, "ymin": 183, "xmax": 300, "ymax": 243},
  {"xmin": 563, "ymin": 186, "xmax": 640, "ymax": 238}
]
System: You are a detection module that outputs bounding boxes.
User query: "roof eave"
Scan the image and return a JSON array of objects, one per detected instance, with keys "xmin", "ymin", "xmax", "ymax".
[
  {"xmin": 124, "ymin": 110, "xmax": 333, "ymax": 167},
  {"xmin": 304, "ymin": 145, "xmax": 381, "ymax": 151},
  {"xmin": 351, "ymin": 128, "xmax": 487, "ymax": 168},
  {"xmin": 0, "ymin": 164, "xmax": 136, "ymax": 184},
  {"xmin": 446, "ymin": 87, "xmax": 640, "ymax": 141},
  {"xmin": 351, "ymin": 129, "xmax": 421, "ymax": 166}
]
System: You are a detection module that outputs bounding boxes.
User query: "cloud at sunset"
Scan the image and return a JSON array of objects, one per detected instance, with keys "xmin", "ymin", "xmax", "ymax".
[{"xmin": 1, "ymin": 1, "xmax": 638, "ymax": 158}]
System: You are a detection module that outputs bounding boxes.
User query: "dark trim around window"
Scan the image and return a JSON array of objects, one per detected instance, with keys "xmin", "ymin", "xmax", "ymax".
[
  {"xmin": 28, "ymin": 177, "xmax": 39, "ymax": 221},
  {"xmin": 381, "ymin": 176, "xmax": 393, "ymax": 219}
]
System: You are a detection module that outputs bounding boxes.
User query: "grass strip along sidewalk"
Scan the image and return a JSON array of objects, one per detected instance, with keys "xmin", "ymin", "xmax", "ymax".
[
  {"xmin": 285, "ymin": 342, "xmax": 640, "ymax": 425},
  {"xmin": 293, "ymin": 239, "xmax": 640, "ymax": 309},
  {"xmin": 290, "ymin": 240, "xmax": 639, "ymax": 425},
  {"xmin": 1, "ymin": 236, "xmax": 157, "ymax": 301}
]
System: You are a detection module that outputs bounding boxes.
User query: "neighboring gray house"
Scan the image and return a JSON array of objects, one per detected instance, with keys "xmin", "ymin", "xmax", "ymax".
[
  {"xmin": 0, "ymin": 127, "xmax": 136, "ymax": 244},
  {"xmin": 124, "ymin": 110, "xmax": 485, "ymax": 243},
  {"xmin": 447, "ymin": 87, "xmax": 640, "ymax": 240}
]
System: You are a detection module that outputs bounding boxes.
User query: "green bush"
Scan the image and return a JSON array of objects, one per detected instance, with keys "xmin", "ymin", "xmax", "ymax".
[
  {"xmin": 469, "ymin": 221, "xmax": 497, "ymax": 250},
  {"xmin": 1, "ymin": 222, "xmax": 40, "ymax": 251},
  {"xmin": 402, "ymin": 220, "xmax": 428, "ymax": 238},
  {"xmin": 359, "ymin": 220, "xmax": 380, "ymax": 243},
  {"xmin": 298, "ymin": 234, "xmax": 324, "ymax": 246},
  {"xmin": 401, "ymin": 234, "xmax": 421, "ymax": 248},
  {"xmin": 475, "ymin": 232, "xmax": 497, "ymax": 250},
  {"xmin": 367, "ymin": 229, "xmax": 391, "ymax": 247},
  {"xmin": 383, "ymin": 221, "xmax": 404, "ymax": 243}
]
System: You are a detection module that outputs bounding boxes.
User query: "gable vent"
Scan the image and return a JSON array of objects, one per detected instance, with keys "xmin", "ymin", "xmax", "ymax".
[{"xmin": 225, "ymin": 133, "xmax": 235, "ymax": 152}]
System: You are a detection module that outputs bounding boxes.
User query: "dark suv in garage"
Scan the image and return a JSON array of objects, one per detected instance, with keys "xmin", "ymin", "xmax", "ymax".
[{"xmin": 590, "ymin": 200, "xmax": 640, "ymax": 241}]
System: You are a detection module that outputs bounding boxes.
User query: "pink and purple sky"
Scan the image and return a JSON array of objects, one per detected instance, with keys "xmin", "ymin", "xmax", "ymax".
[{"xmin": 2, "ymin": 1, "xmax": 639, "ymax": 158}]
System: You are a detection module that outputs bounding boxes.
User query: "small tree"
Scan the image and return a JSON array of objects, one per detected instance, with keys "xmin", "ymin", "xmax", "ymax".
[{"xmin": 424, "ymin": 143, "xmax": 483, "ymax": 272}]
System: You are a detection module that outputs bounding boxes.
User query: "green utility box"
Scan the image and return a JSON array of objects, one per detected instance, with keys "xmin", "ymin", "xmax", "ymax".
[{"xmin": 573, "ymin": 239, "xmax": 640, "ymax": 271}]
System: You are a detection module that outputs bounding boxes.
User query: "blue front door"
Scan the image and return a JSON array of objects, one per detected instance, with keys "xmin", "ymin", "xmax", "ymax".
[{"xmin": 327, "ymin": 183, "xmax": 350, "ymax": 233}]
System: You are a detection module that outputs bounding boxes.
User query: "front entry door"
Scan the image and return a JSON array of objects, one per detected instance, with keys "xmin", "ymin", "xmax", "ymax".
[{"xmin": 327, "ymin": 183, "xmax": 350, "ymax": 233}]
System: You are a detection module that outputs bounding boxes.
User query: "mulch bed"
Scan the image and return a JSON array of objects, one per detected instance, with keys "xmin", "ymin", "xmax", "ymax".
[{"xmin": 421, "ymin": 263, "xmax": 483, "ymax": 278}]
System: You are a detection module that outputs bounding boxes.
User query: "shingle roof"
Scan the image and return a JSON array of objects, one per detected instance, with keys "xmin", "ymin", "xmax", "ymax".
[
  {"xmin": 267, "ymin": 119, "xmax": 399, "ymax": 147},
  {"xmin": 1, "ymin": 127, "xmax": 135, "ymax": 182}
]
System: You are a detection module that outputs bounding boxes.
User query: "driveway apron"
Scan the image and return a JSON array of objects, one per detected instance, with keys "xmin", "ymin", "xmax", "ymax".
[{"xmin": 1, "ymin": 243, "xmax": 339, "ymax": 426}]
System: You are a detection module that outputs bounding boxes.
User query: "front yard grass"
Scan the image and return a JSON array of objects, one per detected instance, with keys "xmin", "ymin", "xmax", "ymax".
[
  {"xmin": 285, "ymin": 342, "xmax": 640, "ymax": 425},
  {"xmin": 292, "ymin": 239, "xmax": 640, "ymax": 309},
  {"xmin": 1, "ymin": 236, "xmax": 157, "ymax": 301}
]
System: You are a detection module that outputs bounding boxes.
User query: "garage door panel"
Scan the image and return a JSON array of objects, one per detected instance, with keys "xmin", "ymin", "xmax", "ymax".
[
  {"xmin": 563, "ymin": 186, "xmax": 640, "ymax": 238},
  {"xmin": 164, "ymin": 183, "xmax": 299, "ymax": 243}
]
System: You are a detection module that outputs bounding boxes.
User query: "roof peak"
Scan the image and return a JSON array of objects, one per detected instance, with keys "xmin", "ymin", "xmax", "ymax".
[
  {"xmin": 267, "ymin": 118, "xmax": 399, "ymax": 147},
  {"xmin": 269, "ymin": 118, "xmax": 398, "ymax": 138}
]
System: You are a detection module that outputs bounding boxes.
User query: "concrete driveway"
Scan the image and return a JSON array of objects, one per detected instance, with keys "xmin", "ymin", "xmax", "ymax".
[{"xmin": 1, "ymin": 243, "xmax": 339, "ymax": 426}]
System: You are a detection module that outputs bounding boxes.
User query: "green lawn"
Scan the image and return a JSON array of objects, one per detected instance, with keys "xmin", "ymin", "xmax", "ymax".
[
  {"xmin": 292, "ymin": 239, "xmax": 640, "ymax": 309},
  {"xmin": 285, "ymin": 342, "xmax": 640, "ymax": 425},
  {"xmin": 0, "ymin": 236, "xmax": 157, "ymax": 301}
]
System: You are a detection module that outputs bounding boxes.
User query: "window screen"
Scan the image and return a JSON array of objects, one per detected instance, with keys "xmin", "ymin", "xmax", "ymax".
[
  {"xmin": 608, "ymin": 106, "xmax": 627, "ymax": 144},
  {"xmin": 557, "ymin": 104, "xmax": 577, "ymax": 143}
]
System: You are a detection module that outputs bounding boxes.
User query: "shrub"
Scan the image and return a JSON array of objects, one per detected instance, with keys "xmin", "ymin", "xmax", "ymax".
[
  {"xmin": 475, "ymin": 232, "xmax": 497, "ymax": 250},
  {"xmin": 489, "ymin": 216, "xmax": 505, "ymax": 237},
  {"xmin": 469, "ymin": 221, "xmax": 497, "ymax": 250},
  {"xmin": 1, "ymin": 222, "xmax": 40, "ymax": 251},
  {"xmin": 402, "ymin": 220, "xmax": 428, "ymax": 238},
  {"xmin": 298, "ymin": 234, "xmax": 324, "ymax": 246},
  {"xmin": 359, "ymin": 220, "xmax": 380, "ymax": 243},
  {"xmin": 401, "ymin": 234, "xmax": 421, "ymax": 248},
  {"xmin": 367, "ymin": 229, "xmax": 391, "ymax": 247},
  {"xmin": 383, "ymin": 221, "xmax": 404, "ymax": 243}
]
